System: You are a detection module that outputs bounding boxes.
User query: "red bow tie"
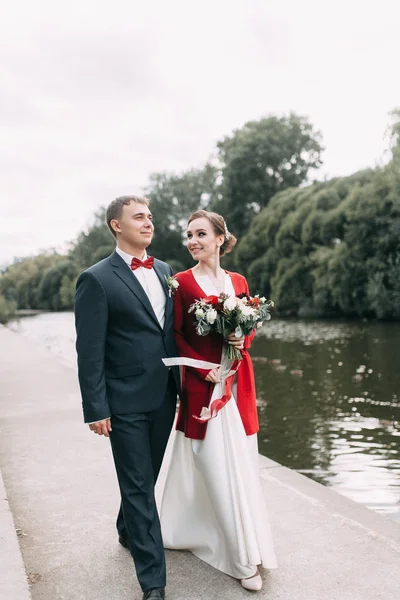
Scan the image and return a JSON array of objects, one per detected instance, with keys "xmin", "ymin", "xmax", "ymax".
[{"xmin": 131, "ymin": 256, "xmax": 154, "ymax": 271}]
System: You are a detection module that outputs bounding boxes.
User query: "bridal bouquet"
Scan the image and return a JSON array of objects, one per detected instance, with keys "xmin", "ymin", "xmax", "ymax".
[{"xmin": 188, "ymin": 293, "xmax": 274, "ymax": 360}]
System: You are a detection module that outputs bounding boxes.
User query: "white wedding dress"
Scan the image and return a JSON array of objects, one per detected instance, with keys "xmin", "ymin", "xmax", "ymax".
[{"xmin": 159, "ymin": 273, "xmax": 277, "ymax": 579}]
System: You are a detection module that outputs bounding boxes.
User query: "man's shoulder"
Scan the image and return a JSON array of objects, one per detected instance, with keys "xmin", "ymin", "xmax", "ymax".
[
  {"xmin": 153, "ymin": 257, "xmax": 171, "ymax": 270},
  {"xmin": 79, "ymin": 255, "xmax": 112, "ymax": 280}
]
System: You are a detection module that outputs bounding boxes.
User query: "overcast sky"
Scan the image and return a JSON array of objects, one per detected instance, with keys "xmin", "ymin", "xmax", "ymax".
[{"xmin": 1, "ymin": 0, "xmax": 399, "ymax": 266}]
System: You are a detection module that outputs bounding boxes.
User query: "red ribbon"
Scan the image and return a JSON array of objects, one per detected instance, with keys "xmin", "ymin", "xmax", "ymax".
[{"xmin": 192, "ymin": 358, "xmax": 241, "ymax": 422}]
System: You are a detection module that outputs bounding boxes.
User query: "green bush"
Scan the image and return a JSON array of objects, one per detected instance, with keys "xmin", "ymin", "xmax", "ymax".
[
  {"xmin": 236, "ymin": 155, "xmax": 400, "ymax": 318},
  {"xmin": 0, "ymin": 294, "xmax": 16, "ymax": 324}
]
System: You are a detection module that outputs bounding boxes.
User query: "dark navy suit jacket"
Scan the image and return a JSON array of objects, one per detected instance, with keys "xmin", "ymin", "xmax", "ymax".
[{"xmin": 75, "ymin": 250, "xmax": 179, "ymax": 423}]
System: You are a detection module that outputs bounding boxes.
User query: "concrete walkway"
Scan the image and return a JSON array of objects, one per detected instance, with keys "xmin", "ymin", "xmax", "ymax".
[{"xmin": 1, "ymin": 325, "xmax": 400, "ymax": 600}]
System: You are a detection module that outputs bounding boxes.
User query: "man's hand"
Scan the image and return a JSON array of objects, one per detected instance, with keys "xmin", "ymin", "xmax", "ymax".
[
  {"xmin": 226, "ymin": 332, "xmax": 245, "ymax": 349},
  {"xmin": 89, "ymin": 418, "xmax": 112, "ymax": 437}
]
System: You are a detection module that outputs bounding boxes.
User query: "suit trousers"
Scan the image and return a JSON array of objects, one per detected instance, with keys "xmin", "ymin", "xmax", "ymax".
[{"xmin": 109, "ymin": 373, "xmax": 177, "ymax": 591}]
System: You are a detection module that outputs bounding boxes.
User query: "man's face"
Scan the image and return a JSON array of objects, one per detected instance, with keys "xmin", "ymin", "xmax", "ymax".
[{"xmin": 111, "ymin": 201, "xmax": 154, "ymax": 249}]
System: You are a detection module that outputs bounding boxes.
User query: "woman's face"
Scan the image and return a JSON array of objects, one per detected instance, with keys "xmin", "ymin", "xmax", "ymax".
[{"xmin": 186, "ymin": 217, "xmax": 224, "ymax": 262}]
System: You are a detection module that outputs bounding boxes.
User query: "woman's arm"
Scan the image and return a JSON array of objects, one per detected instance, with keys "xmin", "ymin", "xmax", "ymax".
[{"xmin": 173, "ymin": 287, "xmax": 212, "ymax": 380}]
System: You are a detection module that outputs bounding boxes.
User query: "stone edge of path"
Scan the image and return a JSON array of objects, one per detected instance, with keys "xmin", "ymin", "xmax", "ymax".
[
  {"xmin": 258, "ymin": 455, "xmax": 400, "ymax": 548},
  {"xmin": 0, "ymin": 467, "xmax": 32, "ymax": 600}
]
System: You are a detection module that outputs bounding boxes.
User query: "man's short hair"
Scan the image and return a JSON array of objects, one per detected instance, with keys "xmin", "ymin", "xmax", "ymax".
[{"xmin": 106, "ymin": 195, "xmax": 149, "ymax": 238}]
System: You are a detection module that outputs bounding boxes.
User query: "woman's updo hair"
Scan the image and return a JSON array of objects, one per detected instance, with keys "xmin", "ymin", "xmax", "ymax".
[{"xmin": 187, "ymin": 210, "xmax": 237, "ymax": 256}]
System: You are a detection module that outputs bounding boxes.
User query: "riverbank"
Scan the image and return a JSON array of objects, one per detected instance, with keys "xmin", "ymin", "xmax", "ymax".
[
  {"xmin": 8, "ymin": 310, "xmax": 400, "ymax": 520},
  {"xmin": 1, "ymin": 324, "xmax": 400, "ymax": 599}
]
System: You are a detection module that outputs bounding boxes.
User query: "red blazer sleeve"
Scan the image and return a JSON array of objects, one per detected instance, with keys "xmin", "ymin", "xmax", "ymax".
[{"xmin": 173, "ymin": 285, "xmax": 212, "ymax": 380}]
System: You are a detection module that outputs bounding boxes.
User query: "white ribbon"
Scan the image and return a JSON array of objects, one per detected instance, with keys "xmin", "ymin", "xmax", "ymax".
[
  {"xmin": 162, "ymin": 357, "xmax": 236, "ymax": 380},
  {"xmin": 162, "ymin": 356, "xmax": 238, "ymax": 421},
  {"xmin": 162, "ymin": 357, "xmax": 219, "ymax": 370}
]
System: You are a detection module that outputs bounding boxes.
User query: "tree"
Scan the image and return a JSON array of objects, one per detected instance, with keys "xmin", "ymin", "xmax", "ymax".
[
  {"xmin": 0, "ymin": 294, "xmax": 16, "ymax": 323},
  {"xmin": 211, "ymin": 113, "xmax": 323, "ymax": 236},
  {"xmin": 234, "ymin": 166, "xmax": 396, "ymax": 317},
  {"xmin": 146, "ymin": 165, "xmax": 218, "ymax": 268},
  {"xmin": 59, "ymin": 274, "xmax": 77, "ymax": 310},
  {"xmin": 3, "ymin": 110, "xmax": 400, "ymax": 319},
  {"xmin": 36, "ymin": 261, "xmax": 77, "ymax": 311},
  {"xmin": 0, "ymin": 253, "xmax": 65, "ymax": 309},
  {"xmin": 68, "ymin": 209, "xmax": 115, "ymax": 270}
]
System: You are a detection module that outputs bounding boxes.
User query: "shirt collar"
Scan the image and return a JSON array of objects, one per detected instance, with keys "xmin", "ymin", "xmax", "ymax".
[{"xmin": 116, "ymin": 246, "xmax": 148, "ymax": 267}]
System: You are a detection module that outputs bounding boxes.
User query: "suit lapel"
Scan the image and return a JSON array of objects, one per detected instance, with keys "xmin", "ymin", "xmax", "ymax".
[
  {"xmin": 153, "ymin": 259, "xmax": 173, "ymax": 329},
  {"xmin": 110, "ymin": 251, "xmax": 161, "ymax": 329}
]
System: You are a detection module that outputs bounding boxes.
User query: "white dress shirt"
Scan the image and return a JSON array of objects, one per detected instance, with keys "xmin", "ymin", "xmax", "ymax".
[
  {"xmin": 115, "ymin": 247, "xmax": 166, "ymax": 328},
  {"xmin": 88, "ymin": 248, "xmax": 167, "ymax": 425}
]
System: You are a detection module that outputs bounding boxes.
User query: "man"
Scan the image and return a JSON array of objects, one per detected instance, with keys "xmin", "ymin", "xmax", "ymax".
[{"xmin": 75, "ymin": 195, "xmax": 179, "ymax": 600}]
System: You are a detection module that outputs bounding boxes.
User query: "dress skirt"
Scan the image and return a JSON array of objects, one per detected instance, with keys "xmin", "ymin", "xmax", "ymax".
[{"xmin": 159, "ymin": 365, "xmax": 277, "ymax": 578}]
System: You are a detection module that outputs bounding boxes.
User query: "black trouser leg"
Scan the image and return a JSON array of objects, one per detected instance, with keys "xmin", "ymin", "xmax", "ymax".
[
  {"xmin": 110, "ymin": 413, "xmax": 165, "ymax": 591},
  {"xmin": 115, "ymin": 375, "xmax": 177, "ymax": 540},
  {"xmin": 150, "ymin": 374, "xmax": 177, "ymax": 481},
  {"xmin": 110, "ymin": 377, "xmax": 177, "ymax": 591},
  {"xmin": 116, "ymin": 504, "xmax": 126, "ymax": 539}
]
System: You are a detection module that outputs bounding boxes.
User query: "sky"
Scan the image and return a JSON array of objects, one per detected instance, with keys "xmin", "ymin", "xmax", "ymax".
[{"xmin": 1, "ymin": 0, "xmax": 400, "ymax": 267}]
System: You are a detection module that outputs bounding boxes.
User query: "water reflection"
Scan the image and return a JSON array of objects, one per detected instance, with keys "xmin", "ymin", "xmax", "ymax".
[
  {"xmin": 8, "ymin": 312, "xmax": 77, "ymax": 368},
  {"xmin": 8, "ymin": 313, "xmax": 400, "ymax": 521},
  {"xmin": 253, "ymin": 319, "xmax": 400, "ymax": 521}
]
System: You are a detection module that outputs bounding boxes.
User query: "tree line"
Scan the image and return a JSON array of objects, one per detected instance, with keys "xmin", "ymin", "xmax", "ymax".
[{"xmin": 1, "ymin": 111, "xmax": 399, "ymax": 322}]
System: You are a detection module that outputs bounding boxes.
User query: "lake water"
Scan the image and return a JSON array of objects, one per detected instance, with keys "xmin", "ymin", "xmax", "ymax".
[{"xmin": 8, "ymin": 312, "xmax": 400, "ymax": 521}]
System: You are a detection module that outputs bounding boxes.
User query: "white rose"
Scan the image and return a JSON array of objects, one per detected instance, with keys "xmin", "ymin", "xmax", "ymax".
[
  {"xmin": 260, "ymin": 296, "xmax": 266, "ymax": 302},
  {"xmin": 206, "ymin": 308, "xmax": 217, "ymax": 324},
  {"xmin": 195, "ymin": 308, "xmax": 205, "ymax": 319},
  {"xmin": 240, "ymin": 305, "xmax": 255, "ymax": 318},
  {"xmin": 171, "ymin": 279, "xmax": 179, "ymax": 289},
  {"xmin": 223, "ymin": 296, "xmax": 237, "ymax": 311}
]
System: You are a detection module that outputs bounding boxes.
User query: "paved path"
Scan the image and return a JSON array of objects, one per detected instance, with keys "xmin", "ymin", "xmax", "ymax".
[{"xmin": 1, "ymin": 325, "xmax": 400, "ymax": 599}]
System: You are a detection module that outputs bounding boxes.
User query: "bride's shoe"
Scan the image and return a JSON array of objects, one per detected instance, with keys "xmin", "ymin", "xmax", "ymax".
[{"xmin": 240, "ymin": 570, "xmax": 262, "ymax": 592}]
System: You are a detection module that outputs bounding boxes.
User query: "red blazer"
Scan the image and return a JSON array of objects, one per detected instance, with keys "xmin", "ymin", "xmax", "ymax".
[{"xmin": 173, "ymin": 269, "xmax": 258, "ymax": 440}]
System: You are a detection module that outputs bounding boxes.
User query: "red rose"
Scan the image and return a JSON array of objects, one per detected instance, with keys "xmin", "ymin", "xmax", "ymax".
[{"xmin": 204, "ymin": 295, "xmax": 220, "ymax": 306}]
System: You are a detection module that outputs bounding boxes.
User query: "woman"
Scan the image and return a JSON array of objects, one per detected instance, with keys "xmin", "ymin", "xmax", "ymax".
[{"xmin": 160, "ymin": 210, "xmax": 277, "ymax": 591}]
